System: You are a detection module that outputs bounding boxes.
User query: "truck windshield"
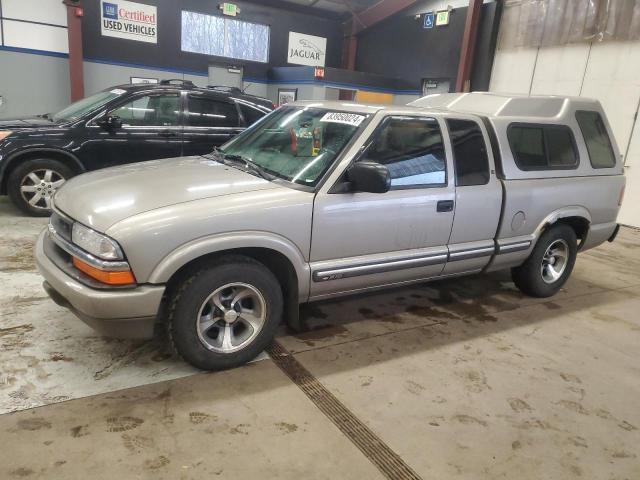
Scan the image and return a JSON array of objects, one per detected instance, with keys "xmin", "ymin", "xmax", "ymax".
[
  {"xmin": 220, "ymin": 106, "xmax": 369, "ymax": 187},
  {"xmin": 52, "ymin": 89, "xmax": 125, "ymax": 123}
]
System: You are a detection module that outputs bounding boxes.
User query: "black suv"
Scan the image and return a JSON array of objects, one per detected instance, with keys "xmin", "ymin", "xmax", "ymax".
[{"xmin": 0, "ymin": 80, "xmax": 274, "ymax": 215}]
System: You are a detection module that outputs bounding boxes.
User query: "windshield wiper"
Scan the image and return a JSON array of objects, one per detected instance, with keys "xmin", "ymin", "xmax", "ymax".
[
  {"xmin": 220, "ymin": 153, "xmax": 274, "ymax": 181},
  {"xmin": 39, "ymin": 113, "xmax": 54, "ymax": 121}
]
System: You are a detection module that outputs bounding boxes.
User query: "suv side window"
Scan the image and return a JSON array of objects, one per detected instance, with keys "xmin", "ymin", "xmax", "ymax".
[
  {"xmin": 238, "ymin": 102, "xmax": 267, "ymax": 126},
  {"xmin": 446, "ymin": 119, "xmax": 490, "ymax": 186},
  {"xmin": 508, "ymin": 124, "xmax": 578, "ymax": 170},
  {"xmin": 110, "ymin": 94, "xmax": 179, "ymax": 127},
  {"xmin": 361, "ymin": 116, "xmax": 446, "ymax": 188},
  {"xmin": 187, "ymin": 96, "xmax": 239, "ymax": 127},
  {"xmin": 575, "ymin": 110, "xmax": 617, "ymax": 168}
]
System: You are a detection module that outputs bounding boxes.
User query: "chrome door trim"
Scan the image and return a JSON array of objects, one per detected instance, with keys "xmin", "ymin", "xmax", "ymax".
[
  {"xmin": 448, "ymin": 246, "xmax": 496, "ymax": 262},
  {"xmin": 497, "ymin": 240, "xmax": 532, "ymax": 254},
  {"xmin": 312, "ymin": 253, "xmax": 448, "ymax": 282}
]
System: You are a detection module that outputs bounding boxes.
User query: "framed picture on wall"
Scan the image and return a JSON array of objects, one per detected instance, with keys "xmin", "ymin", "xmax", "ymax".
[
  {"xmin": 130, "ymin": 77, "xmax": 159, "ymax": 85},
  {"xmin": 278, "ymin": 88, "xmax": 297, "ymax": 106}
]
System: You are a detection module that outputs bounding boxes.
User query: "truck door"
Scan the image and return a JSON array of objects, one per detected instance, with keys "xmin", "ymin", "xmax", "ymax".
[
  {"xmin": 309, "ymin": 114, "xmax": 455, "ymax": 300},
  {"xmin": 442, "ymin": 117, "xmax": 502, "ymax": 275}
]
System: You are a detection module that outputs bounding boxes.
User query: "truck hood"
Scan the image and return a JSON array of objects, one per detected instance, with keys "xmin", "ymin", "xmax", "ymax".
[{"xmin": 54, "ymin": 156, "xmax": 282, "ymax": 232}]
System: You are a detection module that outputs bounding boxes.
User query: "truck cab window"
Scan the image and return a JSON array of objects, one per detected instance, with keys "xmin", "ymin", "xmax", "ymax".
[
  {"xmin": 362, "ymin": 116, "xmax": 446, "ymax": 187},
  {"xmin": 447, "ymin": 119, "xmax": 490, "ymax": 186}
]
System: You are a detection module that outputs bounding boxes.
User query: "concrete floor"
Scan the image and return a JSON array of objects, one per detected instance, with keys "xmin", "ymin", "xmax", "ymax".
[{"xmin": 0, "ymin": 196, "xmax": 639, "ymax": 479}]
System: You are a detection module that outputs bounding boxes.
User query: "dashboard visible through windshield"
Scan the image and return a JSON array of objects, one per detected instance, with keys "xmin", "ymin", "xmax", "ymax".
[{"xmin": 219, "ymin": 106, "xmax": 370, "ymax": 187}]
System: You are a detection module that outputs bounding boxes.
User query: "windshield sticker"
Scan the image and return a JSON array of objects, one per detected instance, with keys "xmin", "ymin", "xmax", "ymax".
[
  {"xmin": 320, "ymin": 112, "xmax": 365, "ymax": 127},
  {"xmin": 110, "ymin": 89, "xmax": 126, "ymax": 95}
]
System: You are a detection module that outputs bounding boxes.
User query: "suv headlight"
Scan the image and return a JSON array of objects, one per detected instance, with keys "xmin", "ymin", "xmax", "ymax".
[
  {"xmin": 72, "ymin": 222, "xmax": 124, "ymax": 260},
  {"xmin": 0, "ymin": 131, "xmax": 12, "ymax": 141}
]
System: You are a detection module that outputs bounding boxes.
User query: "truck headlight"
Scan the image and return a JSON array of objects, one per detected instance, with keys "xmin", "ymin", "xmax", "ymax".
[{"xmin": 72, "ymin": 222, "xmax": 124, "ymax": 260}]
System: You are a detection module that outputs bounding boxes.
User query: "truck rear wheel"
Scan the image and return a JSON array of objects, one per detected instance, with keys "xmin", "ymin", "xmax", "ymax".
[
  {"xmin": 511, "ymin": 224, "xmax": 577, "ymax": 298},
  {"xmin": 168, "ymin": 255, "xmax": 283, "ymax": 370}
]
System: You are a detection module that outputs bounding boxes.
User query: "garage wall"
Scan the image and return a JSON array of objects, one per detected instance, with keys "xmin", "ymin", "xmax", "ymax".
[
  {"xmin": 0, "ymin": 0, "xmax": 70, "ymax": 117},
  {"xmin": 489, "ymin": 40, "xmax": 640, "ymax": 227}
]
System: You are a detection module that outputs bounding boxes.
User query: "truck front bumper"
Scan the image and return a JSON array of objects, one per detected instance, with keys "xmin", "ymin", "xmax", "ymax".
[{"xmin": 35, "ymin": 230, "xmax": 164, "ymax": 339}]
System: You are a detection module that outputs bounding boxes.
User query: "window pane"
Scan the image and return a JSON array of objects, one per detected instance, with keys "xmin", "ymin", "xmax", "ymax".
[
  {"xmin": 181, "ymin": 11, "xmax": 224, "ymax": 57},
  {"xmin": 110, "ymin": 95, "xmax": 179, "ymax": 127},
  {"xmin": 545, "ymin": 127, "xmax": 577, "ymax": 166},
  {"xmin": 239, "ymin": 103, "xmax": 266, "ymax": 125},
  {"xmin": 180, "ymin": 10, "xmax": 269, "ymax": 63},
  {"xmin": 188, "ymin": 97, "xmax": 239, "ymax": 127},
  {"xmin": 447, "ymin": 119, "xmax": 490, "ymax": 186},
  {"xmin": 576, "ymin": 111, "xmax": 616, "ymax": 168},
  {"xmin": 225, "ymin": 18, "xmax": 270, "ymax": 62},
  {"xmin": 363, "ymin": 117, "xmax": 446, "ymax": 187},
  {"xmin": 508, "ymin": 126, "xmax": 546, "ymax": 169}
]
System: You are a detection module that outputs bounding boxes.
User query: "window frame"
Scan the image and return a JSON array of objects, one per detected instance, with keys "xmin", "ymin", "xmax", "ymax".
[
  {"xmin": 575, "ymin": 110, "xmax": 617, "ymax": 169},
  {"xmin": 105, "ymin": 91, "xmax": 182, "ymax": 129},
  {"xmin": 185, "ymin": 93, "xmax": 242, "ymax": 129},
  {"xmin": 507, "ymin": 122, "xmax": 580, "ymax": 172},
  {"xmin": 354, "ymin": 115, "xmax": 449, "ymax": 191},
  {"xmin": 446, "ymin": 118, "xmax": 491, "ymax": 187}
]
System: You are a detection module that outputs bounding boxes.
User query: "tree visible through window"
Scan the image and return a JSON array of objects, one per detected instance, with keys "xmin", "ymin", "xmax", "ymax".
[{"xmin": 181, "ymin": 11, "xmax": 269, "ymax": 63}]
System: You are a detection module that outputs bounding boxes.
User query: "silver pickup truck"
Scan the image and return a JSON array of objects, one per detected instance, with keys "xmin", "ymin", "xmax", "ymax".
[{"xmin": 35, "ymin": 93, "xmax": 626, "ymax": 370}]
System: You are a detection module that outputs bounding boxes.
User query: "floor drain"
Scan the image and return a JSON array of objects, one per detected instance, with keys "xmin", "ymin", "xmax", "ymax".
[{"xmin": 268, "ymin": 341, "xmax": 422, "ymax": 480}]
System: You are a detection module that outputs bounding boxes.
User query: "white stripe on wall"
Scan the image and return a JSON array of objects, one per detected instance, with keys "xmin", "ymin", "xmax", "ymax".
[
  {"xmin": 1, "ymin": 0, "xmax": 67, "ymax": 27},
  {"xmin": 2, "ymin": 19, "xmax": 68, "ymax": 53}
]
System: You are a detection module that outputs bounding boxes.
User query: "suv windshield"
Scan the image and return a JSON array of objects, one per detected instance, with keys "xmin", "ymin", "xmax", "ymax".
[
  {"xmin": 220, "ymin": 106, "xmax": 369, "ymax": 187},
  {"xmin": 52, "ymin": 89, "xmax": 126, "ymax": 122}
]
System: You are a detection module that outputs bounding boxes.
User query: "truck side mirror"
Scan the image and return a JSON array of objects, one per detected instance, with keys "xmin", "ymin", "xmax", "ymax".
[
  {"xmin": 98, "ymin": 115, "xmax": 123, "ymax": 130},
  {"xmin": 347, "ymin": 161, "xmax": 391, "ymax": 194}
]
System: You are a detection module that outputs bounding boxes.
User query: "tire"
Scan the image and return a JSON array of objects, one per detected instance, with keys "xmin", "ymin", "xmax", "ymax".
[
  {"xmin": 168, "ymin": 255, "xmax": 283, "ymax": 370},
  {"xmin": 511, "ymin": 224, "xmax": 577, "ymax": 298},
  {"xmin": 7, "ymin": 158, "xmax": 75, "ymax": 216}
]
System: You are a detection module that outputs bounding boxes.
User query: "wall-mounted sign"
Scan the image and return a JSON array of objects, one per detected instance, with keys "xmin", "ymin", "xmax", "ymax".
[
  {"xmin": 314, "ymin": 67, "xmax": 325, "ymax": 79},
  {"xmin": 436, "ymin": 10, "xmax": 450, "ymax": 26},
  {"xmin": 228, "ymin": 66, "xmax": 242, "ymax": 74},
  {"xmin": 130, "ymin": 76, "xmax": 159, "ymax": 84},
  {"xmin": 220, "ymin": 3, "xmax": 239, "ymax": 16},
  {"xmin": 288, "ymin": 31, "xmax": 327, "ymax": 67},
  {"xmin": 278, "ymin": 88, "xmax": 297, "ymax": 106},
  {"xmin": 101, "ymin": 0, "xmax": 157, "ymax": 44},
  {"xmin": 423, "ymin": 12, "xmax": 434, "ymax": 29}
]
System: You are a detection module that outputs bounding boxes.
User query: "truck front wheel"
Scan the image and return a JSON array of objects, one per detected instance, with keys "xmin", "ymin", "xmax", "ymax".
[
  {"xmin": 511, "ymin": 224, "xmax": 577, "ymax": 298},
  {"xmin": 168, "ymin": 255, "xmax": 283, "ymax": 370}
]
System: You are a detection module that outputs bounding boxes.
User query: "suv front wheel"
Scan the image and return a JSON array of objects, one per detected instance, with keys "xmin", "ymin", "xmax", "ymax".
[
  {"xmin": 168, "ymin": 255, "xmax": 283, "ymax": 370},
  {"xmin": 7, "ymin": 158, "xmax": 74, "ymax": 216}
]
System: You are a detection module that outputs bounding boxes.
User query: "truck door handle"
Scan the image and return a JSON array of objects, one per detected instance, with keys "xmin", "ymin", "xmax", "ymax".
[{"xmin": 437, "ymin": 200, "xmax": 454, "ymax": 212}]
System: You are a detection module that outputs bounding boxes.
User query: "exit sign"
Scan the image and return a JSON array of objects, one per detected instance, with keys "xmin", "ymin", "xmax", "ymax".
[
  {"xmin": 221, "ymin": 2, "xmax": 238, "ymax": 16},
  {"xmin": 435, "ymin": 10, "xmax": 450, "ymax": 26}
]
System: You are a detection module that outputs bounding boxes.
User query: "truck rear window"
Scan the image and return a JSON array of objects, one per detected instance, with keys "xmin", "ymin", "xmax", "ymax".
[
  {"xmin": 575, "ymin": 111, "xmax": 617, "ymax": 168},
  {"xmin": 508, "ymin": 124, "xmax": 578, "ymax": 171}
]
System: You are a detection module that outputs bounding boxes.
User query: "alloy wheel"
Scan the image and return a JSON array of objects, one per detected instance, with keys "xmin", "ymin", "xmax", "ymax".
[
  {"xmin": 540, "ymin": 239, "xmax": 569, "ymax": 284},
  {"xmin": 196, "ymin": 282, "xmax": 267, "ymax": 353},
  {"xmin": 19, "ymin": 169, "xmax": 66, "ymax": 211}
]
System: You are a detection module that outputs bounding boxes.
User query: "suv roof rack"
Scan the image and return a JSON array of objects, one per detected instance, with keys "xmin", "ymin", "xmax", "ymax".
[
  {"xmin": 208, "ymin": 85, "xmax": 243, "ymax": 94},
  {"xmin": 160, "ymin": 79, "xmax": 195, "ymax": 87}
]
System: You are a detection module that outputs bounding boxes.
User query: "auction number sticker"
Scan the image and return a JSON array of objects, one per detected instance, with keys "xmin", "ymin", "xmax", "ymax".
[{"xmin": 320, "ymin": 112, "xmax": 365, "ymax": 126}]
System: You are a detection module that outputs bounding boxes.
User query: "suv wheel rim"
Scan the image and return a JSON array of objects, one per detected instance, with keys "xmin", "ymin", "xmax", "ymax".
[
  {"xmin": 196, "ymin": 282, "xmax": 266, "ymax": 353},
  {"xmin": 541, "ymin": 239, "xmax": 569, "ymax": 284},
  {"xmin": 20, "ymin": 169, "xmax": 66, "ymax": 211}
]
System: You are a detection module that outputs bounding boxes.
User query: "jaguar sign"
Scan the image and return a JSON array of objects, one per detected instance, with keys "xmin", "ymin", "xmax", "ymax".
[{"xmin": 287, "ymin": 31, "xmax": 327, "ymax": 67}]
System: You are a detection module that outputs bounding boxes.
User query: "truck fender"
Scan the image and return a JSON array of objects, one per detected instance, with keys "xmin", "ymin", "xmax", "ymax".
[
  {"xmin": 533, "ymin": 206, "xmax": 591, "ymax": 240},
  {"xmin": 147, "ymin": 231, "xmax": 310, "ymax": 299}
]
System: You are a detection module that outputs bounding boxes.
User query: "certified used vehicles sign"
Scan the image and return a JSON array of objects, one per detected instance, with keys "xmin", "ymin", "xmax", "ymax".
[{"xmin": 101, "ymin": 0, "xmax": 157, "ymax": 44}]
